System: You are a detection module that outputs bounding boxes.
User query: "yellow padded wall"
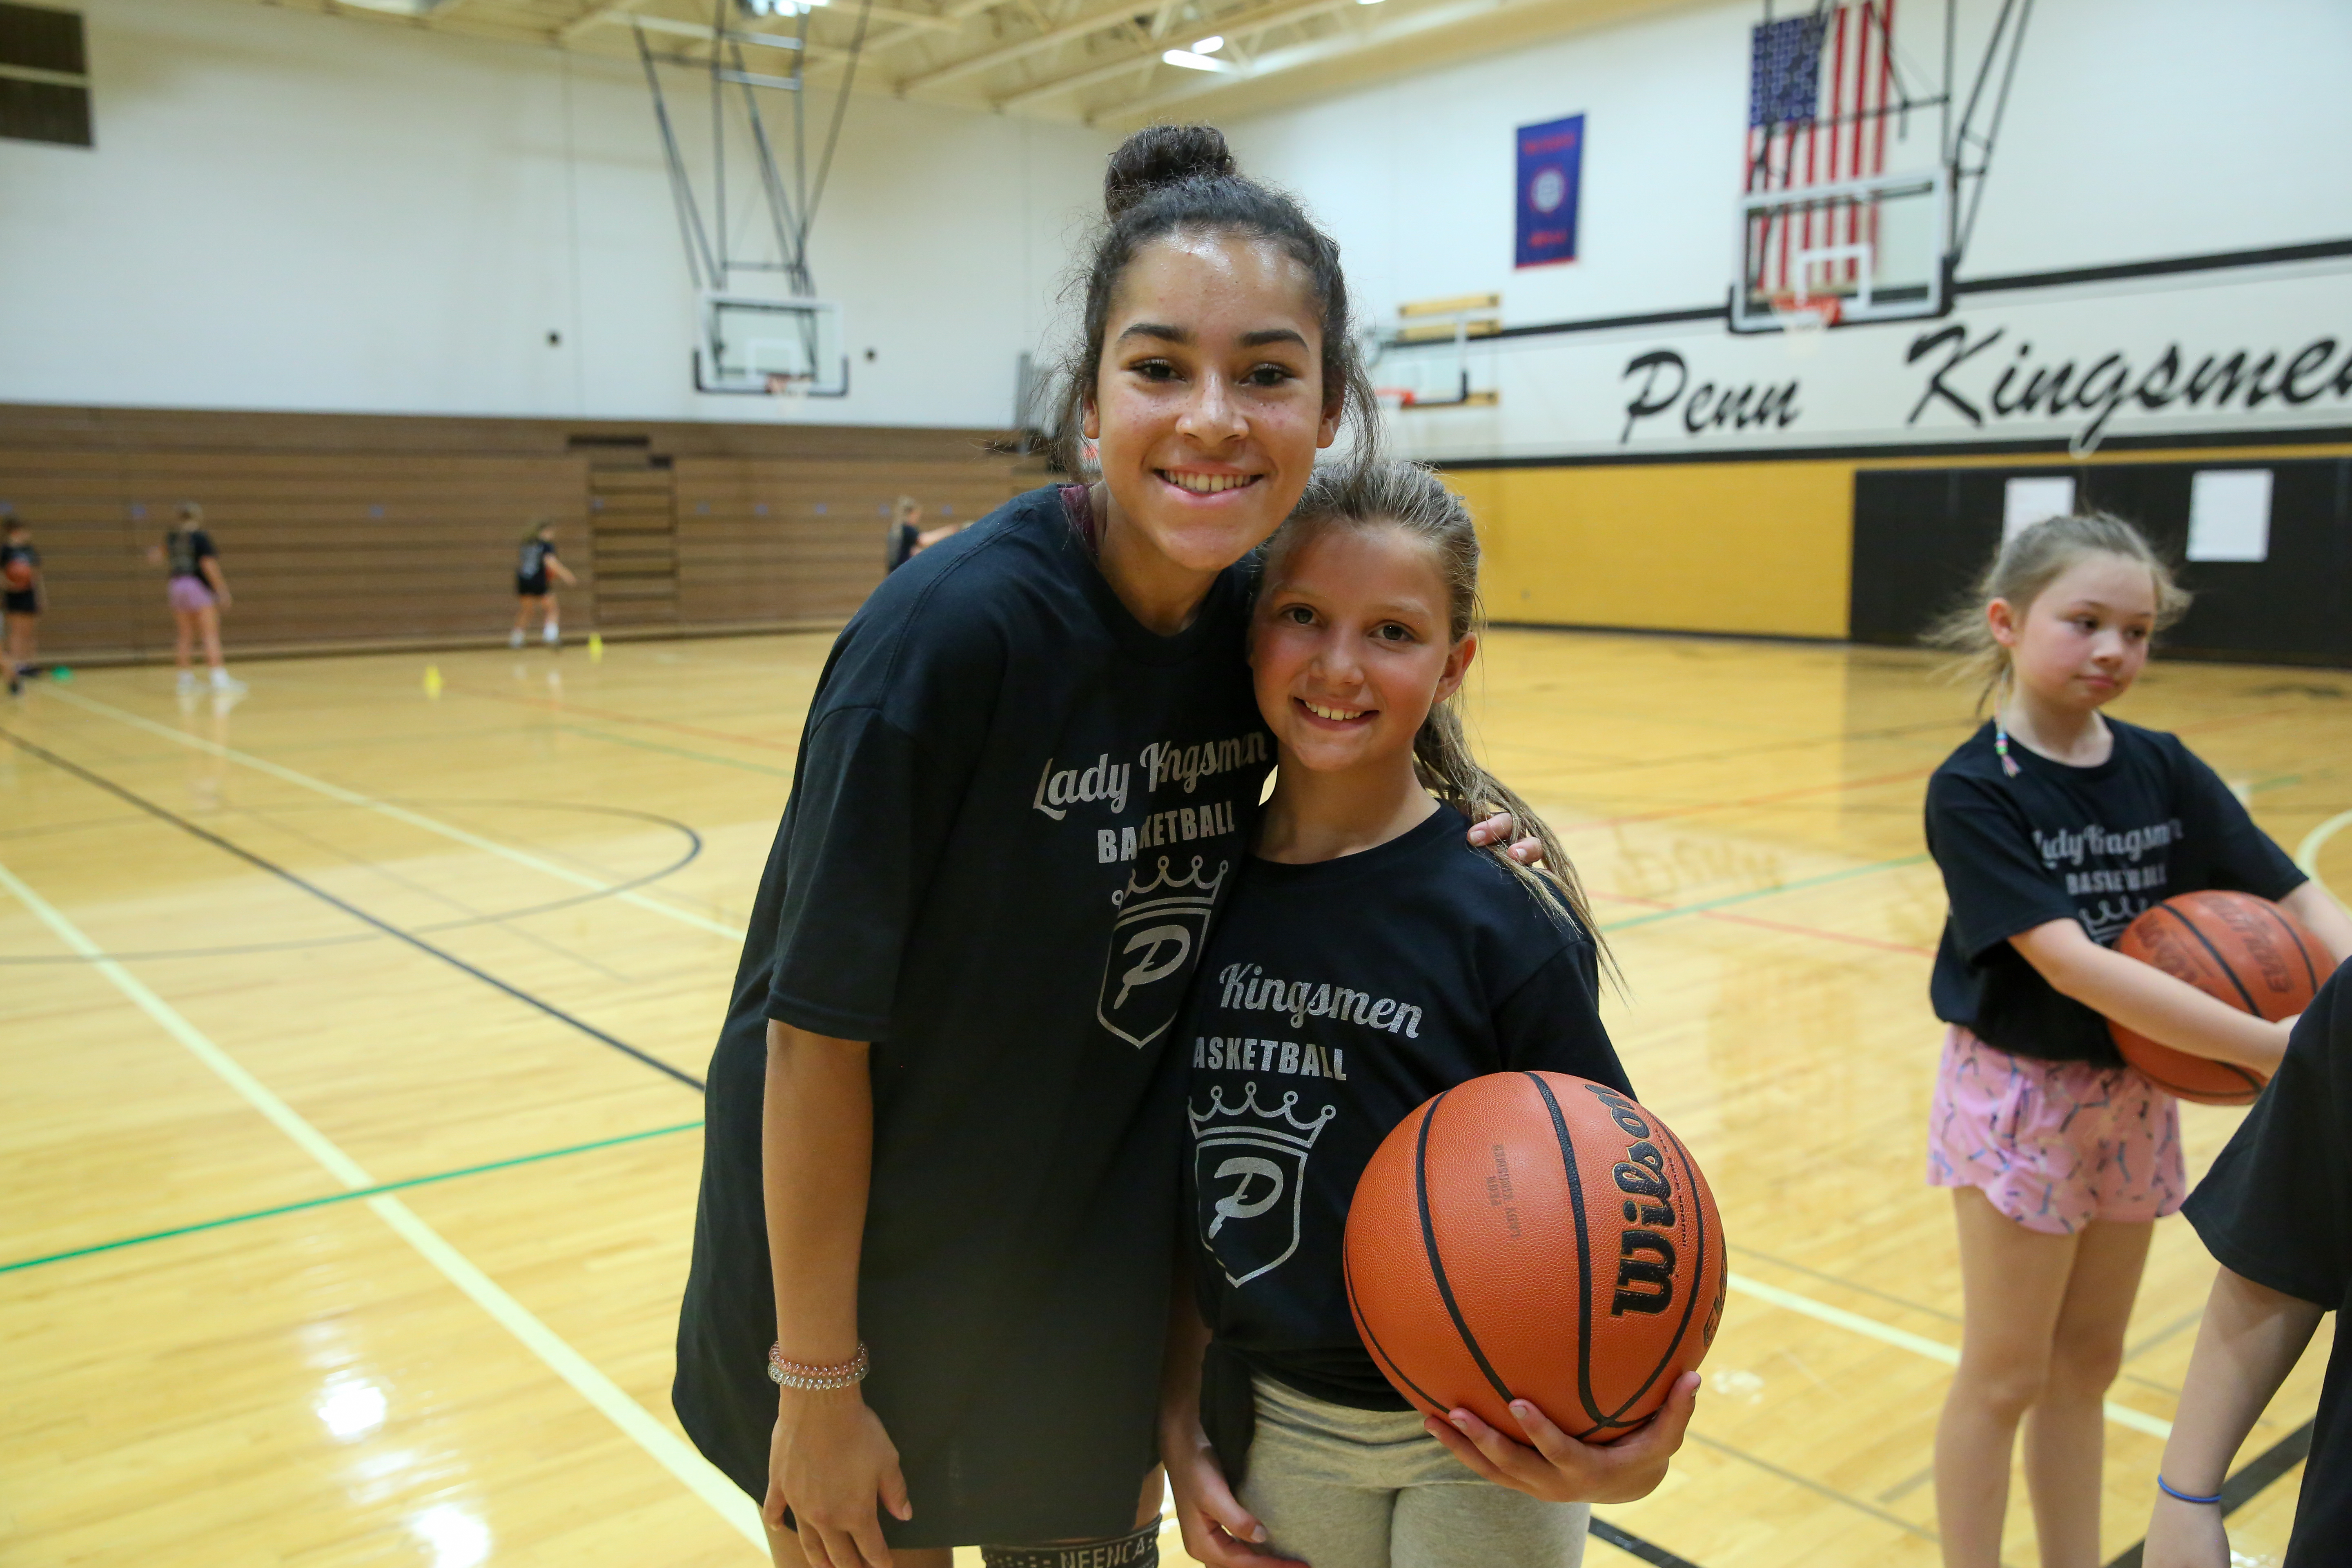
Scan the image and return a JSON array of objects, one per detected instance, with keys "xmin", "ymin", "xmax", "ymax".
[{"xmin": 1454, "ymin": 461, "xmax": 1854, "ymax": 638}]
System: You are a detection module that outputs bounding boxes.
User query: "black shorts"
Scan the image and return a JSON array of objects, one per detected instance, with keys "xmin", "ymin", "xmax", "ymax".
[
  {"xmin": 2, "ymin": 591, "xmax": 34, "ymax": 616},
  {"xmin": 516, "ymin": 575, "xmax": 550, "ymax": 597}
]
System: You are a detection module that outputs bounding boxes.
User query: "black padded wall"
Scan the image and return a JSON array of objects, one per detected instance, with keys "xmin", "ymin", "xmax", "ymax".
[{"xmin": 1850, "ymin": 457, "xmax": 2352, "ymax": 666}]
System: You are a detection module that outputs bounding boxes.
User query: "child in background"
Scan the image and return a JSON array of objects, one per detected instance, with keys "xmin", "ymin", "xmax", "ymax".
[
  {"xmin": 510, "ymin": 519, "xmax": 577, "ymax": 648},
  {"xmin": 1160, "ymin": 463, "xmax": 1695, "ymax": 1568},
  {"xmin": 2, "ymin": 512, "xmax": 40, "ymax": 695},
  {"xmin": 149, "ymin": 503, "xmax": 241, "ymax": 696},
  {"xmin": 2143, "ymin": 963, "xmax": 2352, "ymax": 1568},
  {"xmin": 1920, "ymin": 512, "xmax": 2352, "ymax": 1568}
]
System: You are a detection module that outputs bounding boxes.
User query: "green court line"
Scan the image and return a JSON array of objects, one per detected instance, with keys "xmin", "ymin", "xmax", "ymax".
[
  {"xmin": 1599, "ymin": 852, "xmax": 1932, "ymax": 933},
  {"xmin": 0, "ymin": 1118, "xmax": 704, "ymax": 1277},
  {"xmin": 559, "ymin": 724, "xmax": 794, "ymax": 777}
]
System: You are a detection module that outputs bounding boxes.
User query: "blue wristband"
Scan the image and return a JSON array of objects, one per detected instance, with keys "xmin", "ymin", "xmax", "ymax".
[{"xmin": 2157, "ymin": 1475, "xmax": 2224, "ymax": 1506}]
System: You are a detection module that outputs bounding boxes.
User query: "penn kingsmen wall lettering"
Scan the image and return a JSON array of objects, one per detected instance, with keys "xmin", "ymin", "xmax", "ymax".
[{"xmin": 1908, "ymin": 325, "xmax": 2352, "ymax": 454}]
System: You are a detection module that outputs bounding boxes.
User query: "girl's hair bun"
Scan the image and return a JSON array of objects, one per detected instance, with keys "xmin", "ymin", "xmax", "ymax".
[{"xmin": 1104, "ymin": 125, "xmax": 1236, "ymax": 218}]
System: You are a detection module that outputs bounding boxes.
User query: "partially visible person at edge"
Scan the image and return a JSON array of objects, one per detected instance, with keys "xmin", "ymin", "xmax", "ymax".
[
  {"xmin": 1917, "ymin": 512, "xmax": 2352, "ymax": 1568},
  {"xmin": 2, "ymin": 511, "xmax": 41, "ymax": 695},
  {"xmin": 2144, "ymin": 964, "xmax": 2352, "ymax": 1568},
  {"xmin": 884, "ymin": 495, "xmax": 964, "ymax": 574},
  {"xmin": 671, "ymin": 125, "xmax": 1544, "ymax": 1568},
  {"xmin": 147, "ymin": 502, "xmax": 243, "ymax": 696}
]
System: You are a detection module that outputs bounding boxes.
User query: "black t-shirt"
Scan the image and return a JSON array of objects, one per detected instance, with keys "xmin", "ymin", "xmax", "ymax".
[
  {"xmin": 166, "ymin": 529, "xmax": 216, "ymax": 580},
  {"xmin": 2182, "ymin": 965, "xmax": 2352, "ymax": 1567},
  {"xmin": 1926, "ymin": 718, "xmax": 2305, "ymax": 1064},
  {"xmin": 2, "ymin": 541, "xmax": 36, "ymax": 599},
  {"xmin": 517, "ymin": 539, "xmax": 554, "ymax": 582},
  {"xmin": 673, "ymin": 485, "xmax": 1271, "ymax": 1546},
  {"xmin": 1183, "ymin": 805, "xmax": 1631, "ymax": 1410}
]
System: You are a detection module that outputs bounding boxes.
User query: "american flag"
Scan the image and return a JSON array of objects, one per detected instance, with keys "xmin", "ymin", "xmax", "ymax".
[{"xmin": 1744, "ymin": 2, "xmax": 1895, "ymax": 301}]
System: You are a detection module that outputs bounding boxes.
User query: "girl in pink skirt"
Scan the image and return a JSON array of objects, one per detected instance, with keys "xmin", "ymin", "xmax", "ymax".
[
  {"xmin": 150, "ymin": 502, "xmax": 241, "ymax": 695},
  {"xmin": 1920, "ymin": 511, "xmax": 2350, "ymax": 1568}
]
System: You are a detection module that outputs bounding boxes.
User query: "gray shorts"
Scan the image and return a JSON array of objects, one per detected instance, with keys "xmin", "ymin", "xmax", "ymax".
[{"xmin": 1237, "ymin": 1376, "xmax": 1589, "ymax": 1568}]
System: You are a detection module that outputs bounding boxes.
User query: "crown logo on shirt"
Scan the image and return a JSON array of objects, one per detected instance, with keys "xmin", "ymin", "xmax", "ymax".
[
  {"xmin": 1117, "ymin": 853, "xmax": 1229, "ymax": 906},
  {"xmin": 1187, "ymin": 1082, "xmax": 1337, "ymax": 1152}
]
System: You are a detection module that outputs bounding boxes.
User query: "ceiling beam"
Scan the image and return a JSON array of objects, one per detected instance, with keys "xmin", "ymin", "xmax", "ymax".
[
  {"xmin": 1092, "ymin": 0, "xmax": 1542, "ymax": 122},
  {"xmin": 895, "ymin": 0, "xmax": 1149, "ymax": 94},
  {"xmin": 992, "ymin": 0, "xmax": 1356, "ymax": 107},
  {"xmin": 795, "ymin": 0, "xmax": 1008, "ymax": 76}
]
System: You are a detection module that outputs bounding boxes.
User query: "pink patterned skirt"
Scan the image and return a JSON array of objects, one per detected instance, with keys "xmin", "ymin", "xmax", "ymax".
[{"xmin": 1927, "ymin": 1025, "xmax": 2185, "ymax": 1236}]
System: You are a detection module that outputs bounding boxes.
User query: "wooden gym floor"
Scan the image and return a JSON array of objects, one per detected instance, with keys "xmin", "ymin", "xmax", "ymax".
[{"xmin": 1, "ymin": 628, "xmax": 2342, "ymax": 1568}]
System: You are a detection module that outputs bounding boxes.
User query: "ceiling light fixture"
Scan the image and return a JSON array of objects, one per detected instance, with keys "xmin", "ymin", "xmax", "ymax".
[
  {"xmin": 1192, "ymin": 33, "xmax": 1223, "ymax": 51},
  {"xmin": 1162, "ymin": 47, "xmax": 1237, "ymax": 71}
]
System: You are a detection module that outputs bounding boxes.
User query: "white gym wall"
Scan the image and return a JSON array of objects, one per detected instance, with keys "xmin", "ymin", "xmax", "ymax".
[
  {"xmin": 0, "ymin": 0, "xmax": 1114, "ymax": 425},
  {"xmin": 1226, "ymin": 0, "xmax": 2352, "ymax": 461}
]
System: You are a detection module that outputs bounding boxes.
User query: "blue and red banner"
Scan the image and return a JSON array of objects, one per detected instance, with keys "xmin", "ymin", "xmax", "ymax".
[{"xmin": 1514, "ymin": 114, "xmax": 1583, "ymax": 269}]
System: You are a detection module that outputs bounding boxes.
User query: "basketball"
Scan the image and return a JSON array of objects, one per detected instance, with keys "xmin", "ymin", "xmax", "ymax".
[
  {"xmin": 2, "ymin": 559, "xmax": 29, "ymax": 591},
  {"xmin": 2111, "ymin": 891, "xmax": 2325, "ymax": 1105},
  {"xmin": 1343, "ymin": 1071, "xmax": 1726, "ymax": 1443}
]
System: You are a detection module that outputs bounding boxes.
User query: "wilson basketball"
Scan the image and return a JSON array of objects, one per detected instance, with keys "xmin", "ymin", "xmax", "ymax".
[
  {"xmin": 2111, "ymin": 891, "xmax": 2325, "ymax": 1106},
  {"xmin": 2, "ymin": 560, "xmax": 29, "ymax": 590},
  {"xmin": 1343, "ymin": 1071, "xmax": 1725, "ymax": 1443}
]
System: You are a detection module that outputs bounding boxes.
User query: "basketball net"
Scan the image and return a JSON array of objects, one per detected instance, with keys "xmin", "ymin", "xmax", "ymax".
[
  {"xmin": 1373, "ymin": 386, "xmax": 1419, "ymax": 411},
  {"xmin": 1768, "ymin": 292, "xmax": 1841, "ymax": 359},
  {"xmin": 763, "ymin": 372, "xmax": 811, "ymax": 399}
]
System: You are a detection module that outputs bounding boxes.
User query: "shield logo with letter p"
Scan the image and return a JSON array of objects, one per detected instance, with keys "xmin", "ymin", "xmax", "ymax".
[
  {"xmin": 1096, "ymin": 855, "xmax": 1227, "ymax": 1049},
  {"xmin": 1189, "ymin": 1084, "xmax": 1336, "ymax": 1287}
]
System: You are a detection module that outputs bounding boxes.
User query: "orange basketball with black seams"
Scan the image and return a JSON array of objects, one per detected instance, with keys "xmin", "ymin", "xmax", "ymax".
[
  {"xmin": 1343, "ymin": 1071, "xmax": 1726, "ymax": 1444},
  {"xmin": 2110, "ymin": 891, "xmax": 2324, "ymax": 1106}
]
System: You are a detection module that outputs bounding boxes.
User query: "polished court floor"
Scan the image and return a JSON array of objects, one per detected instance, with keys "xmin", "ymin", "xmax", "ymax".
[{"xmin": 1, "ymin": 628, "xmax": 2343, "ymax": 1568}]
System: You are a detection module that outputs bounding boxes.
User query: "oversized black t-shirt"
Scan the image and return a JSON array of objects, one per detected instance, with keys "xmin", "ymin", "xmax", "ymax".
[
  {"xmin": 1183, "ymin": 805, "xmax": 1631, "ymax": 1410},
  {"xmin": 2182, "ymin": 965, "xmax": 2352, "ymax": 1567},
  {"xmin": 165, "ymin": 529, "xmax": 216, "ymax": 580},
  {"xmin": 1926, "ymin": 719, "xmax": 2304, "ymax": 1064},
  {"xmin": 673, "ymin": 486, "xmax": 1271, "ymax": 1547},
  {"xmin": 516, "ymin": 539, "xmax": 555, "ymax": 583}
]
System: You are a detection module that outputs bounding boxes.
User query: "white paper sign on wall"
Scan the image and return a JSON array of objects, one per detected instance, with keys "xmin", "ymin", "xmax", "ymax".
[
  {"xmin": 2187, "ymin": 469, "xmax": 2273, "ymax": 563},
  {"xmin": 2003, "ymin": 477, "xmax": 2077, "ymax": 541}
]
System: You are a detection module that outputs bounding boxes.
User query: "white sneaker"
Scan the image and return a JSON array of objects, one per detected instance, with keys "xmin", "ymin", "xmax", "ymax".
[
  {"xmin": 543, "ymin": 625, "xmax": 560, "ymax": 646},
  {"xmin": 509, "ymin": 628, "xmax": 526, "ymax": 649},
  {"xmin": 210, "ymin": 670, "xmax": 246, "ymax": 695},
  {"xmin": 176, "ymin": 670, "xmax": 198, "ymax": 693}
]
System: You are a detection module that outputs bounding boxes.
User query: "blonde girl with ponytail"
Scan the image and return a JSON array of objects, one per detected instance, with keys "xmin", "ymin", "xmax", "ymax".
[
  {"xmin": 1160, "ymin": 461, "xmax": 1690, "ymax": 1568},
  {"xmin": 1918, "ymin": 512, "xmax": 2352, "ymax": 1568}
]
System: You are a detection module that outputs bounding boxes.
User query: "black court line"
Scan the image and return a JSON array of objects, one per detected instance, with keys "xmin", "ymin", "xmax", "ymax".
[
  {"xmin": 2103, "ymin": 1419, "xmax": 2315, "ymax": 1568},
  {"xmin": 1588, "ymin": 1518, "xmax": 1705, "ymax": 1568},
  {"xmin": 0, "ymin": 727, "xmax": 704, "ymax": 1092}
]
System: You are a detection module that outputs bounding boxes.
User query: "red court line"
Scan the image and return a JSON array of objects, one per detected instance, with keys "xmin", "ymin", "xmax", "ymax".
[
  {"xmin": 450, "ymin": 683, "xmax": 802, "ymax": 753},
  {"xmin": 1594, "ymin": 890, "xmax": 1933, "ymax": 957}
]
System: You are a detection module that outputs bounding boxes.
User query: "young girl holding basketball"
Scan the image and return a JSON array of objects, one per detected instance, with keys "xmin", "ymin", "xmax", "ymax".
[
  {"xmin": 510, "ymin": 519, "xmax": 576, "ymax": 647},
  {"xmin": 1158, "ymin": 463, "xmax": 1698, "ymax": 1568},
  {"xmin": 1922, "ymin": 512, "xmax": 2352, "ymax": 1568},
  {"xmin": 673, "ymin": 128, "xmax": 1542, "ymax": 1568}
]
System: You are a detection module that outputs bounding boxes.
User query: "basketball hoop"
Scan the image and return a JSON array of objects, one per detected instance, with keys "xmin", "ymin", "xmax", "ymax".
[
  {"xmin": 763, "ymin": 372, "xmax": 811, "ymax": 398},
  {"xmin": 1768, "ymin": 291, "xmax": 1841, "ymax": 357},
  {"xmin": 1373, "ymin": 386, "xmax": 1419, "ymax": 411}
]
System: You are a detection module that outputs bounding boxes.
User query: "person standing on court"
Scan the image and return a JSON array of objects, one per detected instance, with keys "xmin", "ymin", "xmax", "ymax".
[
  {"xmin": 1159, "ymin": 463, "xmax": 1695, "ymax": 1568},
  {"xmin": 2, "ymin": 511, "xmax": 41, "ymax": 695},
  {"xmin": 671, "ymin": 126, "xmax": 1538, "ymax": 1568},
  {"xmin": 148, "ymin": 502, "xmax": 241, "ymax": 696},
  {"xmin": 510, "ymin": 518, "xmax": 576, "ymax": 648},
  {"xmin": 2142, "ymin": 964, "xmax": 2352, "ymax": 1568},
  {"xmin": 1919, "ymin": 512, "xmax": 2352, "ymax": 1568}
]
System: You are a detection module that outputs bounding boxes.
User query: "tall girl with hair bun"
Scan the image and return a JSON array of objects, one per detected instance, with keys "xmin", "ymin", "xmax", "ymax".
[
  {"xmin": 1161, "ymin": 462, "xmax": 1695, "ymax": 1568},
  {"xmin": 672, "ymin": 125, "xmax": 1538, "ymax": 1568},
  {"xmin": 1920, "ymin": 512, "xmax": 2352, "ymax": 1568}
]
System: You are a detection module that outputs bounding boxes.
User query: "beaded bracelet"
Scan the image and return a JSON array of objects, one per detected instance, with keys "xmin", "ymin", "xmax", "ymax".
[
  {"xmin": 768, "ymin": 1341, "xmax": 870, "ymax": 1391},
  {"xmin": 2156, "ymin": 1475, "xmax": 2224, "ymax": 1506}
]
